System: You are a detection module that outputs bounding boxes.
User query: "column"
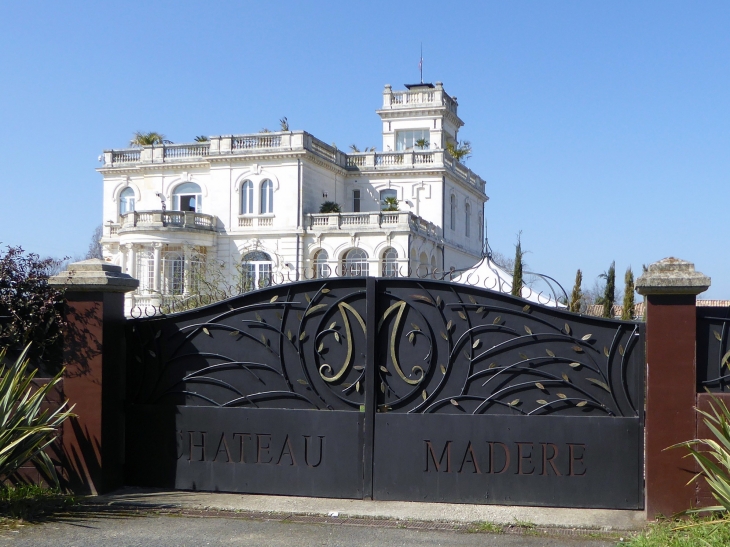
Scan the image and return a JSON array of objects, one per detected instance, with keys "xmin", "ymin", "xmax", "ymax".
[
  {"xmin": 637, "ymin": 257, "xmax": 710, "ymax": 518},
  {"xmin": 49, "ymin": 259, "xmax": 139, "ymax": 494},
  {"xmin": 127, "ymin": 243, "xmax": 137, "ymax": 279},
  {"xmin": 183, "ymin": 245, "xmax": 192, "ymax": 295},
  {"xmin": 153, "ymin": 243, "xmax": 162, "ymax": 293},
  {"xmin": 120, "ymin": 245, "xmax": 129, "ymax": 274}
]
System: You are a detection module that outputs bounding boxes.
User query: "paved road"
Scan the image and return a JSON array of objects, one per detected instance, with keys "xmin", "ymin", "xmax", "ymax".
[{"xmin": 0, "ymin": 513, "xmax": 620, "ymax": 547}]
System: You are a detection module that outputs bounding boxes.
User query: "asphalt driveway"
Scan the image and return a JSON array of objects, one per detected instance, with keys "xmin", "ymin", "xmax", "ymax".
[{"xmin": 0, "ymin": 511, "xmax": 621, "ymax": 547}]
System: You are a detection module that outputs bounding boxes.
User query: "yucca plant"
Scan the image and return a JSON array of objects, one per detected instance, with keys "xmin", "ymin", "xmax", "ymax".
[
  {"xmin": 670, "ymin": 393, "xmax": 730, "ymax": 512},
  {"xmin": 0, "ymin": 345, "xmax": 74, "ymax": 487}
]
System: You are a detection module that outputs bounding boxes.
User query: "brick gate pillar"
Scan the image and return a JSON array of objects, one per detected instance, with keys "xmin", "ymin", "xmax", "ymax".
[
  {"xmin": 50, "ymin": 259, "xmax": 138, "ymax": 494},
  {"xmin": 637, "ymin": 258, "xmax": 710, "ymax": 518}
]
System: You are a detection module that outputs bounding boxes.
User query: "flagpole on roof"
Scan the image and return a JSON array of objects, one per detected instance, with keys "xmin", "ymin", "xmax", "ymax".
[{"xmin": 420, "ymin": 43, "xmax": 423, "ymax": 84}]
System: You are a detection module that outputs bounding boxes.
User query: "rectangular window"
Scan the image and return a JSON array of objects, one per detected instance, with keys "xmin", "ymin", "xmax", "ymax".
[
  {"xmin": 353, "ymin": 189, "xmax": 360, "ymax": 212},
  {"xmin": 395, "ymin": 129, "xmax": 430, "ymax": 151},
  {"xmin": 380, "ymin": 189, "xmax": 397, "ymax": 211},
  {"xmin": 175, "ymin": 195, "xmax": 202, "ymax": 212}
]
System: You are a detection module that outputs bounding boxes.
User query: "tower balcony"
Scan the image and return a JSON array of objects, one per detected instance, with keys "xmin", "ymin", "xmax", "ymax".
[{"xmin": 380, "ymin": 82, "xmax": 459, "ymax": 116}]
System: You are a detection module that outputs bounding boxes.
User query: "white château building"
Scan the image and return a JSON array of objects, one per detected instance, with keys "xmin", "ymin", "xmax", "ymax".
[{"xmin": 98, "ymin": 82, "xmax": 488, "ymax": 315}]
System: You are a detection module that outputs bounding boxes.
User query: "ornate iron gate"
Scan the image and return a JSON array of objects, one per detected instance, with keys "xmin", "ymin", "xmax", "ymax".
[{"xmin": 125, "ymin": 277, "xmax": 644, "ymax": 509}]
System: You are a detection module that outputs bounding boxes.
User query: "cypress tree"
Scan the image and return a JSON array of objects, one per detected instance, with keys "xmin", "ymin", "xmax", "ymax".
[
  {"xmin": 511, "ymin": 233, "xmax": 524, "ymax": 297},
  {"xmin": 600, "ymin": 261, "xmax": 616, "ymax": 318},
  {"xmin": 569, "ymin": 269, "xmax": 583, "ymax": 313},
  {"xmin": 621, "ymin": 267, "xmax": 635, "ymax": 320}
]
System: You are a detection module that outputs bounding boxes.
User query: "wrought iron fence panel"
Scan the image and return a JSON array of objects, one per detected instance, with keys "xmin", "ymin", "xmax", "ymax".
[
  {"xmin": 126, "ymin": 278, "xmax": 370, "ymax": 411},
  {"xmin": 376, "ymin": 279, "xmax": 644, "ymax": 418},
  {"xmin": 697, "ymin": 307, "xmax": 730, "ymax": 392}
]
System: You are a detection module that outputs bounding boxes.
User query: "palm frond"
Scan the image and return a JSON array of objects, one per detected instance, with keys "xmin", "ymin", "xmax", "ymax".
[{"xmin": 0, "ymin": 345, "xmax": 75, "ymax": 486}]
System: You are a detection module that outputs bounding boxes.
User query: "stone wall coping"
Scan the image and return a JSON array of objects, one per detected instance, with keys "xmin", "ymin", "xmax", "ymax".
[
  {"xmin": 636, "ymin": 257, "xmax": 711, "ymax": 296},
  {"xmin": 49, "ymin": 259, "xmax": 139, "ymax": 293}
]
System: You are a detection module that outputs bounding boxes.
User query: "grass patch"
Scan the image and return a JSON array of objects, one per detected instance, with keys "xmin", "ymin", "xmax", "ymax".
[
  {"xmin": 465, "ymin": 521, "xmax": 503, "ymax": 534},
  {"xmin": 623, "ymin": 515, "xmax": 730, "ymax": 546},
  {"xmin": 0, "ymin": 484, "xmax": 77, "ymax": 523}
]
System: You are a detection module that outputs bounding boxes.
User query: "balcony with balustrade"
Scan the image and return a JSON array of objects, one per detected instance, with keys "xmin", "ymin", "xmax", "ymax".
[
  {"xmin": 106, "ymin": 210, "xmax": 217, "ymax": 238},
  {"xmin": 305, "ymin": 211, "xmax": 441, "ymax": 242},
  {"xmin": 379, "ymin": 81, "xmax": 459, "ymax": 116}
]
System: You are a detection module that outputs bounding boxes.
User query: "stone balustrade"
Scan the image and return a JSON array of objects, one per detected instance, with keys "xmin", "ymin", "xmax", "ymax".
[
  {"xmin": 381, "ymin": 82, "xmax": 458, "ymax": 115},
  {"xmin": 118, "ymin": 210, "xmax": 216, "ymax": 232},
  {"xmin": 305, "ymin": 211, "xmax": 442, "ymax": 241},
  {"xmin": 102, "ymin": 131, "xmax": 484, "ymax": 192}
]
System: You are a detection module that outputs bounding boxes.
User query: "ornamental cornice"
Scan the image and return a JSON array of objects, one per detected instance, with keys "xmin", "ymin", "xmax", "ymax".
[
  {"xmin": 376, "ymin": 107, "xmax": 464, "ymax": 127},
  {"xmin": 301, "ymin": 150, "xmax": 349, "ymax": 176},
  {"xmin": 97, "ymin": 161, "xmax": 211, "ymax": 175},
  {"xmin": 207, "ymin": 149, "xmax": 306, "ymax": 164}
]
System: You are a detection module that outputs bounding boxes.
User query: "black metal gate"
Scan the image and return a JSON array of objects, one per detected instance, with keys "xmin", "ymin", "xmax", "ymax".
[{"xmin": 125, "ymin": 277, "xmax": 644, "ymax": 509}]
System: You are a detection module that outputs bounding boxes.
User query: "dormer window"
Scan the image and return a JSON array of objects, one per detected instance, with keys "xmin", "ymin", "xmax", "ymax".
[
  {"xmin": 119, "ymin": 187, "xmax": 135, "ymax": 215},
  {"xmin": 396, "ymin": 129, "xmax": 430, "ymax": 151},
  {"xmin": 173, "ymin": 183, "xmax": 202, "ymax": 212}
]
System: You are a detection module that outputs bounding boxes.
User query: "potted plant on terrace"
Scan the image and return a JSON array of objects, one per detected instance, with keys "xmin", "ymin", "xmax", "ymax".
[{"xmin": 319, "ymin": 201, "xmax": 342, "ymax": 213}]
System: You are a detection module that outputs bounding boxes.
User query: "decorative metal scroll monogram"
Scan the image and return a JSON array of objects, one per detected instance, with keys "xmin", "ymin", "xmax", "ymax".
[
  {"xmin": 126, "ymin": 279, "xmax": 370, "ymax": 411},
  {"xmin": 697, "ymin": 307, "xmax": 730, "ymax": 392},
  {"xmin": 375, "ymin": 280, "xmax": 643, "ymax": 417}
]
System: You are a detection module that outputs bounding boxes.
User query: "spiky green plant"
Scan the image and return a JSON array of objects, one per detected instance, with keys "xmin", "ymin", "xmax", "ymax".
[
  {"xmin": 445, "ymin": 140, "xmax": 472, "ymax": 162},
  {"xmin": 382, "ymin": 196, "xmax": 399, "ymax": 211},
  {"xmin": 129, "ymin": 131, "xmax": 169, "ymax": 147},
  {"xmin": 319, "ymin": 201, "xmax": 341, "ymax": 213},
  {"xmin": 670, "ymin": 394, "xmax": 730, "ymax": 512},
  {"xmin": 0, "ymin": 345, "xmax": 74, "ymax": 486}
]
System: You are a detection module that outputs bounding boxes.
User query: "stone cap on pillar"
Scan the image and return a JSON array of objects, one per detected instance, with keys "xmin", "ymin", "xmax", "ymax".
[
  {"xmin": 636, "ymin": 257, "xmax": 710, "ymax": 296},
  {"xmin": 49, "ymin": 259, "xmax": 139, "ymax": 293}
]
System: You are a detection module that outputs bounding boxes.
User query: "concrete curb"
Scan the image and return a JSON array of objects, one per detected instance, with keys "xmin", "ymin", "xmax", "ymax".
[{"xmin": 96, "ymin": 488, "xmax": 647, "ymax": 532}]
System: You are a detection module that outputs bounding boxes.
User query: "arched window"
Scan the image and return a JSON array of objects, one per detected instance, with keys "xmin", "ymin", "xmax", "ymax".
[
  {"xmin": 260, "ymin": 179, "xmax": 273, "ymax": 214},
  {"xmin": 173, "ymin": 182, "xmax": 202, "ymax": 212},
  {"xmin": 241, "ymin": 180, "xmax": 254, "ymax": 214},
  {"xmin": 136, "ymin": 250, "xmax": 154, "ymax": 293},
  {"xmin": 342, "ymin": 248, "xmax": 369, "ymax": 277},
  {"xmin": 382, "ymin": 248, "xmax": 398, "ymax": 278},
  {"xmin": 465, "ymin": 202, "xmax": 471, "ymax": 237},
  {"xmin": 450, "ymin": 194, "xmax": 456, "ymax": 231},
  {"xmin": 241, "ymin": 251, "xmax": 272, "ymax": 292},
  {"xmin": 313, "ymin": 249, "xmax": 330, "ymax": 279},
  {"xmin": 119, "ymin": 187, "xmax": 135, "ymax": 216},
  {"xmin": 162, "ymin": 251, "xmax": 184, "ymax": 295}
]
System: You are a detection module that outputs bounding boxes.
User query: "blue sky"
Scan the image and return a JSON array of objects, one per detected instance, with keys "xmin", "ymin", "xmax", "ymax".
[{"xmin": 1, "ymin": 1, "xmax": 728, "ymax": 298}]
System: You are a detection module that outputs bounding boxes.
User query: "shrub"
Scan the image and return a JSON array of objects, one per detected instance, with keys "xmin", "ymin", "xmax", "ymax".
[
  {"xmin": 0, "ymin": 345, "xmax": 74, "ymax": 487},
  {"xmin": 0, "ymin": 246, "xmax": 66, "ymax": 367}
]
